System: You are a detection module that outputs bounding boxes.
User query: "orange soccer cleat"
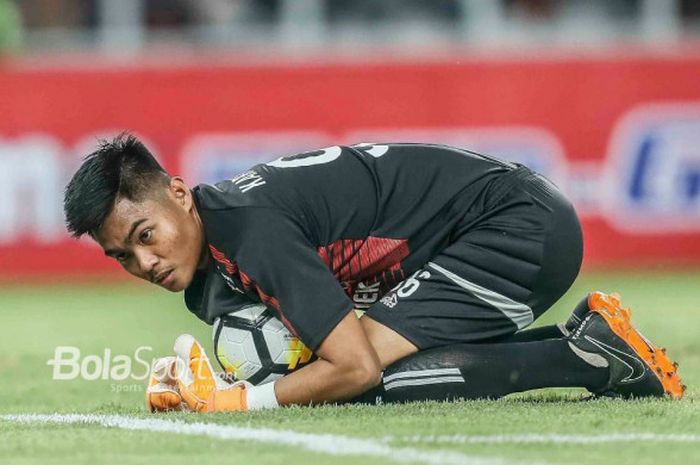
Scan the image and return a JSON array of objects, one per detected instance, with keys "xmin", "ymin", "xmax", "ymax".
[{"xmin": 567, "ymin": 292, "xmax": 685, "ymax": 399}]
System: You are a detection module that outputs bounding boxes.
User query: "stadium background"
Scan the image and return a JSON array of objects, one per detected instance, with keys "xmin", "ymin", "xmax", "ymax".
[{"xmin": 2, "ymin": 0, "xmax": 700, "ymax": 279}]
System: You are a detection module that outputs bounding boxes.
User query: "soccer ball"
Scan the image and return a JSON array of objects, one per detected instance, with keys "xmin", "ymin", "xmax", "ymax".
[{"xmin": 212, "ymin": 304, "xmax": 314, "ymax": 385}]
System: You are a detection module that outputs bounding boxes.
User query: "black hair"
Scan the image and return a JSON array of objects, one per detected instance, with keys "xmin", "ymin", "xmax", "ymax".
[{"xmin": 64, "ymin": 133, "xmax": 171, "ymax": 238}]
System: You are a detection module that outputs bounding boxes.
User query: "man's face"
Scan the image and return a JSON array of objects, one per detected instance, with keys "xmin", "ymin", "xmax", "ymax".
[{"xmin": 95, "ymin": 178, "xmax": 204, "ymax": 292}]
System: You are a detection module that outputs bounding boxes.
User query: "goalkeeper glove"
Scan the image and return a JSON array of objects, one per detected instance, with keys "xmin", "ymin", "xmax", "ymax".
[
  {"xmin": 173, "ymin": 333, "xmax": 251, "ymax": 412},
  {"xmin": 145, "ymin": 356, "xmax": 189, "ymax": 412}
]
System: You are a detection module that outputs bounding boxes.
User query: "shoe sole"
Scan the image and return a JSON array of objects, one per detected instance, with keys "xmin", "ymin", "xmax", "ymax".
[{"xmin": 588, "ymin": 292, "xmax": 685, "ymax": 399}]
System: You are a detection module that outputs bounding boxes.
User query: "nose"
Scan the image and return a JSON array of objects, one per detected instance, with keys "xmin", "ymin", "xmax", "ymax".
[{"xmin": 134, "ymin": 248, "xmax": 159, "ymax": 276}]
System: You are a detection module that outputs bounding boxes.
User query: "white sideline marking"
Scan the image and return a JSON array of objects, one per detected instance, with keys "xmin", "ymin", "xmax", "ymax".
[
  {"xmin": 390, "ymin": 433, "xmax": 700, "ymax": 445},
  {"xmin": 1, "ymin": 414, "xmax": 538, "ymax": 465}
]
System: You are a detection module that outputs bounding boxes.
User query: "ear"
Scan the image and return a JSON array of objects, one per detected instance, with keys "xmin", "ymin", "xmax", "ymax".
[{"xmin": 168, "ymin": 177, "xmax": 192, "ymax": 210}]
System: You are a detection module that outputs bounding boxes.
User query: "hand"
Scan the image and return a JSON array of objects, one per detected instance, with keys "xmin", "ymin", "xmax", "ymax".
[
  {"xmin": 173, "ymin": 333, "xmax": 250, "ymax": 412},
  {"xmin": 145, "ymin": 356, "xmax": 188, "ymax": 412}
]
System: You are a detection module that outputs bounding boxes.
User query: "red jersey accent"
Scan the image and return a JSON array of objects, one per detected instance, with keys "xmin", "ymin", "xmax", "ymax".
[
  {"xmin": 208, "ymin": 244, "xmax": 238, "ymax": 275},
  {"xmin": 317, "ymin": 236, "xmax": 410, "ymax": 295},
  {"xmin": 209, "ymin": 244, "xmax": 295, "ymax": 335}
]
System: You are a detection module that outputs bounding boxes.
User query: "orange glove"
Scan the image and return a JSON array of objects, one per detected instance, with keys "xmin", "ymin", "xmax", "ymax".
[
  {"xmin": 203, "ymin": 383, "xmax": 249, "ymax": 413},
  {"xmin": 145, "ymin": 356, "xmax": 189, "ymax": 412},
  {"xmin": 173, "ymin": 334, "xmax": 250, "ymax": 412}
]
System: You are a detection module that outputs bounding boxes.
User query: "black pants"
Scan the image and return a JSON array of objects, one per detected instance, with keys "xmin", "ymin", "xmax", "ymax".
[{"xmin": 366, "ymin": 166, "xmax": 583, "ymax": 349}]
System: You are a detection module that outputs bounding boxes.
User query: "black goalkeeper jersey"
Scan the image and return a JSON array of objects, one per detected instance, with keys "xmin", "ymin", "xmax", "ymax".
[{"xmin": 185, "ymin": 143, "xmax": 518, "ymax": 350}]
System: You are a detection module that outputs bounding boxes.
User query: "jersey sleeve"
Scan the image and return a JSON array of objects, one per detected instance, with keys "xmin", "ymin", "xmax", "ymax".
[
  {"xmin": 184, "ymin": 267, "xmax": 257, "ymax": 324},
  {"xmin": 234, "ymin": 208, "xmax": 355, "ymax": 351}
]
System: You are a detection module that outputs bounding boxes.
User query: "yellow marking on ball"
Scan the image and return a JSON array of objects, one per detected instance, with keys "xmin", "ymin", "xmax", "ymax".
[
  {"xmin": 217, "ymin": 344, "xmax": 244, "ymax": 379},
  {"xmin": 287, "ymin": 339, "xmax": 313, "ymax": 370}
]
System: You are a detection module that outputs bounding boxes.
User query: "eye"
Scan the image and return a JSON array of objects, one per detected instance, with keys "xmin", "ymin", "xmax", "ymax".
[
  {"xmin": 116, "ymin": 253, "xmax": 129, "ymax": 263},
  {"xmin": 139, "ymin": 228, "xmax": 153, "ymax": 244}
]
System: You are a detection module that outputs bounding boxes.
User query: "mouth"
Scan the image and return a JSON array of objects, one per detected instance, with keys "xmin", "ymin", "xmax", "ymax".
[{"xmin": 154, "ymin": 269, "xmax": 174, "ymax": 286}]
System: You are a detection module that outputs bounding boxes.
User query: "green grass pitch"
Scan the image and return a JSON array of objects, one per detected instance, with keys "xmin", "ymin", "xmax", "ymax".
[{"xmin": 1, "ymin": 270, "xmax": 699, "ymax": 465}]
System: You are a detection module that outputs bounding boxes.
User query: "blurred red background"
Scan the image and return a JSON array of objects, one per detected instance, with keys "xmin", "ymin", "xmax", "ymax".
[{"xmin": 2, "ymin": 52, "xmax": 700, "ymax": 278}]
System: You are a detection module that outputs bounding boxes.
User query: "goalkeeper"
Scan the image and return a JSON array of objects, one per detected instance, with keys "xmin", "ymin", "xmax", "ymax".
[{"xmin": 63, "ymin": 134, "xmax": 684, "ymax": 412}]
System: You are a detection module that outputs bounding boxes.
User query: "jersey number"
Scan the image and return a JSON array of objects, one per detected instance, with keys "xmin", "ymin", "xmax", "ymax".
[
  {"xmin": 394, "ymin": 270, "xmax": 431, "ymax": 298},
  {"xmin": 267, "ymin": 144, "xmax": 389, "ymax": 169}
]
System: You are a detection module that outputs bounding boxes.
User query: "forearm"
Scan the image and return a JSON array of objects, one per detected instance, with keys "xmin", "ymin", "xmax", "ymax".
[
  {"xmin": 165, "ymin": 316, "xmax": 386, "ymax": 413},
  {"xmin": 273, "ymin": 355, "xmax": 381, "ymax": 406}
]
